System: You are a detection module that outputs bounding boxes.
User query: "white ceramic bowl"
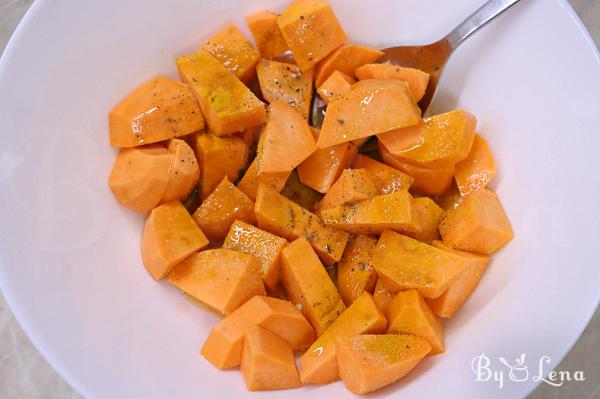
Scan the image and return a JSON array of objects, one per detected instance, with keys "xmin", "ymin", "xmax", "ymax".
[{"xmin": 1, "ymin": 0, "xmax": 599, "ymax": 397}]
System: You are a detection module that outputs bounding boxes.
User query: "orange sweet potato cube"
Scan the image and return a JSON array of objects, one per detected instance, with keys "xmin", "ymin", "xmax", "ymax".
[
  {"xmin": 176, "ymin": 51, "xmax": 266, "ymax": 136},
  {"xmin": 407, "ymin": 196, "xmax": 445, "ymax": 243},
  {"xmin": 352, "ymin": 154, "xmax": 413, "ymax": 194},
  {"xmin": 238, "ymin": 158, "xmax": 290, "ymax": 202},
  {"xmin": 109, "ymin": 76, "xmax": 204, "ymax": 147},
  {"xmin": 314, "ymin": 44, "xmax": 383, "ymax": 87},
  {"xmin": 317, "ymin": 70, "xmax": 354, "ymax": 104},
  {"xmin": 373, "ymin": 279, "xmax": 395, "ymax": 314},
  {"xmin": 337, "ymin": 235, "xmax": 378, "ymax": 306},
  {"xmin": 454, "ymin": 134, "xmax": 496, "ymax": 196},
  {"xmin": 160, "ymin": 139, "xmax": 200, "ymax": 203},
  {"xmin": 317, "ymin": 168, "xmax": 377, "ymax": 211},
  {"xmin": 439, "ymin": 188, "xmax": 514, "ymax": 255},
  {"xmin": 246, "ymin": 10, "xmax": 289, "ymax": 59},
  {"xmin": 355, "ymin": 63, "xmax": 430, "ymax": 102}
]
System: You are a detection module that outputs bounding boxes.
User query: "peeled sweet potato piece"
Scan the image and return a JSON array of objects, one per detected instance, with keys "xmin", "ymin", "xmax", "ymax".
[
  {"xmin": 168, "ymin": 248, "xmax": 265, "ymax": 315},
  {"xmin": 352, "ymin": 154, "xmax": 413, "ymax": 194},
  {"xmin": 337, "ymin": 235, "xmax": 378, "ymax": 306},
  {"xmin": 373, "ymin": 279, "xmax": 395, "ymax": 314},
  {"xmin": 160, "ymin": 139, "xmax": 200, "ymax": 203},
  {"xmin": 317, "ymin": 168, "xmax": 377, "ymax": 211},
  {"xmin": 109, "ymin": 76, "xmax": 204, "ymax": 147},
  {"xmin": 317, "ymin": 70, "xmax": 354, "ymax": 104},
  {"xmin": 313, "ymin": 44, "xmax": 384, "ymax": 87},
  {"xmin": 246, "ymin": 10, "xmax": 289, "ymax": 59},
  {"xmin": 407, "ymin": 196, "xmax": 445, "ymax": 243},
  {"xmin": 355, "ymin": 63, "xmax": 430, "ymax": 102},
  {"xmin": 454, "ymin": 134, "xmax": 496, "ymax": 196},
  {"xmin": 238, "ymin": 158, "xmax": 290, "ymax": 202},
  {"xmin": 280, "ymin": 170, "xmax": 323, "ymax": 212}
]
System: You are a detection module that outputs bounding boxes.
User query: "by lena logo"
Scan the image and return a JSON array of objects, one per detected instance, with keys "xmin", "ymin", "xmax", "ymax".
[{"xmin": 471, "ymin": 353, "xmax": 585, "ymax": 389}]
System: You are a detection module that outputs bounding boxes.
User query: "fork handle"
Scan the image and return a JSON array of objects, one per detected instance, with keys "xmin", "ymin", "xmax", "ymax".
[{"xmin": 446, "ymin": 0, "xmax": 522, "ymax": 50}]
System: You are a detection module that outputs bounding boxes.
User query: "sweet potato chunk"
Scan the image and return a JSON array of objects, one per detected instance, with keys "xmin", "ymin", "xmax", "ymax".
[
  {"xmin": 355, "ymin": 63, "xmax": 430, "ymax": 102},
  {"xmin": 255, "ymin": 184, "xmax": 349, "ymax": 264},
  {"xmin": 280, "ymin": 237, "xmax": 345, "ymax": 335},
  {"xmin": 177, "ymin": 51, "xmax": 266, "ymax": 136},
  {"xmin": 337, "ymin": 235, "xmax": 378, "ymax": 306},
  {"xmin": 280, "ymin": 170, "xmax": 323, "ymax": 212},
  {"xmin": 454, "ymin": 134, "xmax": 496, "ymax": 196},
  {"xmin": 109, "ymin": 76, "xmax": 204, "ymax": 147},
  {"xmin": 377, "ymin": 110, "xmax": 476, "ymax": 168},
  {"xmin": 201, "ymin": 295, "xmax": 314, "ymax": 369},
  {"xmin": 387, "ymin": 289, "xmax": 444, "ymax": 354},
  {"xmin": 352, "ymin": 154, "xmax": 413, "ymax": 194},
  {"xmin": 168, "ymin": 248, "xmax": 265, "ymax": 315},
  {"xmin": 141, "ymin": 201, "xmax": 208, "ymax": 280},
  {"xmin": 257, "ymin": 59, "xmax": 313, "ymax": 119},
  {"xmin": 246, "ymin": 10, "xmax": 289, "ymax": 59},
  {"xmin": 427, "ymin": 241, "xmax": 489, "ymax": 317},
  {"xmin": 373, "ymin": 279, "xmax": 394, "ymax": 314},
  {"xmin": 241, "ymin": 326, "xmax": 301, "ymax": 391},
  {"xmin": 299, "ymin": 292, "xmax": 387, "ymax": 384},
  {"xmin": 317, "ymin": 70, "xmax": 355, "ymax": 104},
  {"xmin": 160, "ymin": 139, "xmax": 200, "ymax": 203},
  {"xmin": 373, "ymin": 231, "xmax": 467, "ymax": 298},
  {"xmin": 223, "ymin": 220, "xmax": 287, "ymax": 291},
  {"xmin": 407, "ymin": 197, "xmax": 445, "ymax": 243},
  {"xmin": 238, "ymin": 158, "xmax": 290, "ymax": 201},
  {"xmin": 439, "ymin": 188, "xmax": 513, "ymax": 255},
  {"xmin": 320, "ymin": 191, "xmax": 416, "ymax": 235},
  {"xmin": 318, "ymin": 79, "xmax": 421, "ymax": 148},
  {"xmin": 108, "ymin": 145, "xmax": 172, "ymax": 213},
  {"xmin": 193, "ymin": 177, "xmax": 256, "ymax": 243},
  {"xmin": 313, "ymin": 44, "xmax": 383, "ymax": 87},
  {"xmin": 337, "ymin": 334, "xmax": 431, "ymax": 395},
  {"xmin": 317, "ymin": 168, "xmax": 377, "ymax": 211},
  {"xmin": 277, "ymin": 0, "xmax": 347, "ymax": 71}
]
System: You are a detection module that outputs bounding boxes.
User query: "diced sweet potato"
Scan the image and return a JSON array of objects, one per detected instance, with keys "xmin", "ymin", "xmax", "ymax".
[
  {"xmin": 108, "ymin": 145, "xmax": 172, "ymax": 213},
  {"xmin": 373, "ymin": 230, "xmax": 467, "ymax": 298},
  {"xmin": 314, "ymin": 44, "xmax": 384, "ymax": 87},
  {"xmin": 280, "ymin": 170, "xmax": 323, "ymax": 212},
  {"xmin": 337, "ymin": 235, "xmax": 378, "ymax": 306},
  {"xmin": 352, "ymin": 154, "xmax": 413, "ymax": 194},
  {"xmin": 193, "ymin": 177, "xmax": 256, "ymax": 243},
  {"xmin": 257, "ymin": 59, "xmax": 313, "ymax": 119},
  {"xmin": 377, "ymin": 110, "xmax": 476, "ymax": 168},
  {"xmin": 280, "ymin": 237, "xmax": 345, "ymax": 335},
  {"xmin": 373, "ymin": 279, "xmax": 395, "ymax": 314},
  {"xmin": 318, "ymin": 79, "xmax": 421, "ymax": 148},
  {"xmin": 379, "ymin": 141, "xmax": 454, "ymax": 195},
  {"xmin": 277, "ymin": 0, "xmax": 347, "ymax": 71},
  {"xmin": 407, "ymin": 197, "xmax": 445, "ymax": 243},
  {"xmin": 439, "ymin": 188, "xmax": 513, "ymax": 255},
  {"xmin": 320, "ymin": 191, "xmax": 416, "ymax": 235},
  {"xmin": 454, "ymin": 134, "xmax": 496, "ymax": 196},
  {"xmin": 299, "ymin": 292, "xmax": 387, "ymax": 384},
  {"xmin": 141, "ymin": 201, "xmax": 209, "ymax": 280},
  {"xmin": 238, "ymin": 158, "xmax": 290, "ymax": 202},
  {"xmin": 317, "ymin": 168, "xmax": 377, "ymax": 211},
  {"xmin": 176, "ymin": 51, "xmax": 266, "ymax": 136},
  {"xmin": 255, "ymin": 184, "xmax": 349, "ymax": 264},
  {"xmin": 337, "ymin": 334, "xmax": 431, "ymax": 395},
  {"xmin": 256, "ymin": 101, "xmax": 317, "ymax": 175},
  {"xmin": 355, "ymin": 63, "xmax": 430, "ymax": 102},
  {"xmin": 246, "ymin": 10, "xmax": 289, "ymax": 59},
  {"xmin": 386, "ymin": 289, "xmax": 444, "ymax": 354},
  {"xmin": 223, "ymin": 220, "xmax": 287, "ymax": 291},
  {"xmin": 201, "ymin": 295, "xmax": 314, "ymax": 369},
  {"xmin": 192, "ymin": 131, "xmax": 249, "ymax": 200},
  {"xmin": 168, "ymin": 248, "xmax": 265, "ymax": 315},
  {"xmin": 317, "ymin": 70, "xmax": 354, "ymax": 104},
  {"xmin": 427, "ymin": 241, "xmax": 489, "ymax": 318},
  {"xmin": 160, "ymin": 139, "xmax": 200, "ymax": 203},
  {"xmin": 109, "ymin": 76, "xmax": 204, "ymax": 147},
  {"xmin": 241, "ymin": 325, "xmax": 301, "ymax": 391}
]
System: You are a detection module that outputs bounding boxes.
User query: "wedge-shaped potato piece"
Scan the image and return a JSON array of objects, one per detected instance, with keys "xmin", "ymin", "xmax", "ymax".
[
  {"xmin": 299, "ymin": 292, "xmax": 387, "ymax": 384},
  {"xmin": 454, "ymin": 134, "xmax": 496, "ymax": 196},
  {"xmin": 246, "ymin": 10, "xmax": 289, "ymax": 59},
  {"xmin": 373, "ymin": 279, "xmax": 394, "ymax": 314},
  {"xmin": 320, "ymin": 191, "xmax": 416, "ymax": 235},
  {"xmin": 378, "ymin": 110, "xmax": 476, "ymax": 168},
  {"xmin": 202, "ymin": 23, "xmax": 260, "ymax": 83},
  {"xmin": 280, "ymin": 237, "xmax": 345, "ymax": 335},
  {"xmin": 313, "ymin": 44, "xmax": 384, "ymax": 87},
  {"xmin": 427, "ymin": 241, "xmax": 490, "ymax": 317},
  {"xmin": 280, "ymin": 170, "xmax": 323, "ymax": 212},
  {"xmin": 407, "ymin": 197, "xmax": 445, "ymax": 243},
  {"xmin": 238, "ymin": 158, "xmax": 290, "ymax": 202},
  {"xmin": 109, "ymin": 76, "xmax": 204, "ymax": 147},
  {"xmin": 192, "ymin": 131, "xmax": 248, "ymax": 200},
  {"xmin": 168, "ymin": 248, "xmax": 265, "ymax": 315},
  {"xmin": 337, "ymin": 235, "xmax": 378, "ymax": 306},
  {"xmin": 241, "ymin": 326, "xmax": 301, "ymax": 391},
  {"xmin": 337, "ymin": 334, "xmax": 430, "ymax": 395},
  {"xmin": 255, "ymin": 184, "xmax": 349, "ymax": 264},
  {"xmin": 318, "ymin": 79, "xmax": 421, "ymax": 148},
  {"xmin": 160, "ymin": 139, "xmax": 200, "ymax": 203},
  {"xmin": 257, "ymin": 60, "xmax": 313, "ymax": 119},
  {"xmin": 177, "ymin": 51, "xmax": 266, "ymax": 136},
  {"xmin": 373, "ymin": 231, "xmax": 467, "ymax": 298},
  {"xmin": 439, "ymin": 188, "xmax": 513, "ymax": 255},
  {"xmin": 355, "ymin": 63, "xmax": 430, "ymax": 102},
  {"xmin": 201, "ymin": 295, "xmax": 314, "ymax": 369},
  {"xmin": 108, "ymin": 145, "xmax": 172, "ymax": 213},
  {"xmin": 387, "ymin": 289, "xmax": 444, "ymax": 354},
  {"xmin": 352, "ymin": 154, "xmax": 413, "ymax": 194},
  {"xmin": 193, "ymin": 177, "xmax": 256, "ymax": 243},
  {"xmin": 317, "ymin": 168, "xmax": 377, "ymax": 211},
  {"xmin": 379, "ymin": 141, "xmax": 454, "ymax": 195},
  {"xmin": 141, "ymin": 201, "xmax": 208, "ymax": 280},
  {"xmin": 256, "ymin": 101, "xmax": 317, "ymax": 175},
  {"xmin": 277, "ymin": 0, "xmax": 347, "ymax": 71},
  {"xmin": 317, "ymin": 70, "xmax": 354, "ymax": 104},
  {"xmin": 223, "ymin": 220, "xmax": 287, "ymax": 291}
]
